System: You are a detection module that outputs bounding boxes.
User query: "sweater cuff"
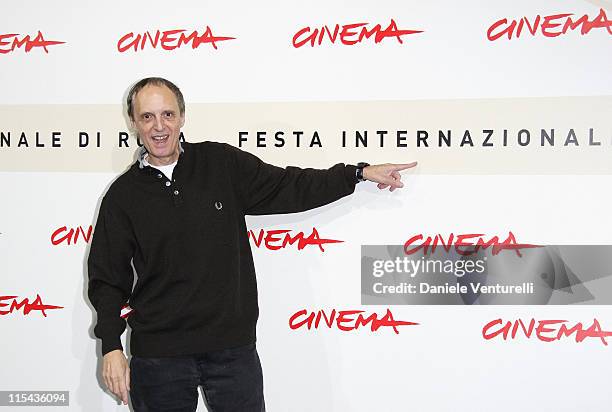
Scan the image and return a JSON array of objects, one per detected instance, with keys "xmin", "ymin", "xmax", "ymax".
[
  {"xmin": 344, "ymin": 164, "xmax": 359, "ymax": 186},
  {"xmin": 101, "ymin": 335, "xmax": 123, "ymax": 356}
]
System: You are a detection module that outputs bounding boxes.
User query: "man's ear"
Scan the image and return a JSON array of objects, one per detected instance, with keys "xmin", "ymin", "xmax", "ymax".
[{"xmin": 179, "ymin": 114, "xmax": 185, "ymax": 128}]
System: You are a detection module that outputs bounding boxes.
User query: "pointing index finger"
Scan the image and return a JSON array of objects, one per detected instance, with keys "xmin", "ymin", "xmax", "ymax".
[{"xmin": 391, "ymin": 161, "xmax": 418, "ymax": 171}]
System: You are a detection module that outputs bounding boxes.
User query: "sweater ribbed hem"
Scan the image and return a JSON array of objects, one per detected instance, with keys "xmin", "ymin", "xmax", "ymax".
[{"xmin": 130, "ymin": 324, "xmax": 257, "ymax": 357}]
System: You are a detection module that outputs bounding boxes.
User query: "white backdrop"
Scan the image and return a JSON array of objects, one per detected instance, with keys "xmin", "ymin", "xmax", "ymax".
[{"xmin": 1, "ymin": 1, "xmax": 612, "ymax": 411}]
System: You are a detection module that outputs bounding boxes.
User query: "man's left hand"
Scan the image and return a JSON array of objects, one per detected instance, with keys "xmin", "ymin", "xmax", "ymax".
[{"xmin": 362, "ymin": 162, "xmax": 418, "ymax": 192}]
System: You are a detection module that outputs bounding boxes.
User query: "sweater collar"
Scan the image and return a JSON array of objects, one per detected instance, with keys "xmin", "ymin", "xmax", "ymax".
[{"xmin": 137, "ymin": 141, "xmax": 185, "ymax": 169}]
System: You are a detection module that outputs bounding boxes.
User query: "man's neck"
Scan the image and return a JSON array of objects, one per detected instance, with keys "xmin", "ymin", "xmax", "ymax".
[
  {"xmin": 145, "ymin": 152, "xmax": 179, "ymax": 166},
  {"xmin": 137, "ymin": 141, "xmax": 184, "ymax": 169}
]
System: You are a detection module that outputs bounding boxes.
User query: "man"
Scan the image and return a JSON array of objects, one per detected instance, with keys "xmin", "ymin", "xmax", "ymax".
[{"xmin": 87, "ymin": 77, "xmax": 416, "ymax": 411}]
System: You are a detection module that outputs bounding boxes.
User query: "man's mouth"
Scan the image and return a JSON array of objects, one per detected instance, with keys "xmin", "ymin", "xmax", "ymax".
[{"xmin": 152, "ymin": 134, "xmax": 169, "ymax": 144}]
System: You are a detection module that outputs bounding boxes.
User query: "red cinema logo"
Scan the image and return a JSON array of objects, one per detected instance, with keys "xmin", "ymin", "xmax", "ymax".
[
  {"xmin": 403, "ymin": 232, "xmax": 540, "ymax": 257},
  {"xmin": 117, "ymin": 27, "xmax": 235, "ymax": 52},
  {"xmin": 0, "ymin": 31, "xmax": 65, "ymax": 54},
  {"xmin": 0, "ymin": 294, "xmax": 63, "ymax": 317},
  {"xmin": 483, "ymin": 318, "xmax": 612, "ymax": 346},
  {"xmin": 289, "ymin": 308, "xmax": 418, "ymax": 334},
  {"xmin": 487, "ymin": 8, "xmax": 612, "ymax": 41},
  {"xmin": 248, "ymin": 227, "xmax": 342, "ymax": 252},
  {"xmin": 292, "ymin": 19, "xmax": 423, "ymax": 48},
  {"xmin": 51, "ymin": 225, "xmax": 93, "ymax": 246}
]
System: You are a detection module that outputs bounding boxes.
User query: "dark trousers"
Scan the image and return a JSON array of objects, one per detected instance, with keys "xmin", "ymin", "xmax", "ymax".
[{"xmin": 129, "ymin": 343, "xmax": 265, "ymax": 412}]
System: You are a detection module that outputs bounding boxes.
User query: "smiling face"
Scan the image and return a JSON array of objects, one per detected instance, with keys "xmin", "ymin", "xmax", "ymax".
[{"xmin": 131, "ymin": 84, "xmax": 185, "ymax": 166}]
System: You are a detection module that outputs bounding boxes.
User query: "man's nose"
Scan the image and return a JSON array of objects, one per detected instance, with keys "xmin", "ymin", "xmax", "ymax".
[{"xmin": 153, "ymin": 116, "xmax": 164, "ymax": 131}]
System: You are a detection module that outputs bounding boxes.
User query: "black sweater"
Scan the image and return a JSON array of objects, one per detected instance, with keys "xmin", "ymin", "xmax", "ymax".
[{"xmin": 87, "ymin": 141, "xmax": 358, "ymax": 357}]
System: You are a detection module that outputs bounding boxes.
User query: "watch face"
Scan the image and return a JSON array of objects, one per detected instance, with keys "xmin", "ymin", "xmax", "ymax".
[
  {"xmin": 356, "ymin": 162, "xmax": 369, "ymax": 181},
  {"xmin": 356, "ymin": 167, "xmax": 365, "ymax": 182}
]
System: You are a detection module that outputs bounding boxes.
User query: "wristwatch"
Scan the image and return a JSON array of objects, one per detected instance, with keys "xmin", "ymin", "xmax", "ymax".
[{"xmin": 356, "ymin": 162, "xmax": 370, "ymax": 182}]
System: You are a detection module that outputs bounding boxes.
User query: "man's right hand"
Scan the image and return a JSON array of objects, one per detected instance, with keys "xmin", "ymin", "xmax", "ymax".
[{"xmin": 102, "ymin": 349, "xmax": 130, "ymax": 405}]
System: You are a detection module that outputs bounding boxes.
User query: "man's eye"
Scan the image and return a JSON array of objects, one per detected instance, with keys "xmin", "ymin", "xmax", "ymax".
[
  {"xmin": 164, "ymin": 112, "xmax": 174, "ymax": 118},
  {"xmin": 143, "ymin": 114, "xmax": 151, "ymax": 120}
]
